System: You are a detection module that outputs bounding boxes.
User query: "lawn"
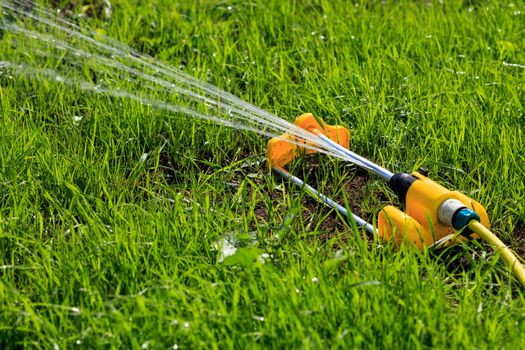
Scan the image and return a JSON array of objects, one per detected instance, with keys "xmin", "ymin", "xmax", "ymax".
[{"xmin": 1, "ymin": 0, "xmax": 525, "ymax": 348}]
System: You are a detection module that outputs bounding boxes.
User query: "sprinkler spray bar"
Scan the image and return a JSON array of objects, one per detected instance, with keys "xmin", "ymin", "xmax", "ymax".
[
  {"xmin": 317, "ymin": 134, "xmax": 394, "ymax": 181},
  {"xmin": 267, "ymin": 113, "xmax": 525, "ymax": 288},
  {"xmin": 273, "ymin": 167, "xmax": 375, "ymax": 235}
]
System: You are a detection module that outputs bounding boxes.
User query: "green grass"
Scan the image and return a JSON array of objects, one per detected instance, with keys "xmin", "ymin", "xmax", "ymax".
[{"xmin": 1, "ymin": 0, "xmax": 525, "ymax": 348}]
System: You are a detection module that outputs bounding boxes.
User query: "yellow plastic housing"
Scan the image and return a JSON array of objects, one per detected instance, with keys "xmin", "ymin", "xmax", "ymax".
[
  {"xmin": 266, "ymin": 113, "xmax": 349, "ymax": 170},
  {"xmin": 378, "ymin": 171, "xmax": 490, "ymax": 250},
  {"xmin": 378, "ymin": 205, "xmax": 428, "ymax": 250}
]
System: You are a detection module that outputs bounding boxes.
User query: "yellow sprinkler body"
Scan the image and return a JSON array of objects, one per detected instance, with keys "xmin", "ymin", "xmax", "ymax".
[
  {"xmin": 379, "ymin": 171, "xmax": 490, "ymax": 250},
  {"xmin": 267, "ymin": 113, "xmax": 525, "ymax": 288}
]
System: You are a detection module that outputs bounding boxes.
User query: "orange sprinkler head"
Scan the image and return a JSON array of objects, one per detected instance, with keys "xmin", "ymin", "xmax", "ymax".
[{"xmin": 266, "ymin": 113, "xmax": 350, "ymax": 170}]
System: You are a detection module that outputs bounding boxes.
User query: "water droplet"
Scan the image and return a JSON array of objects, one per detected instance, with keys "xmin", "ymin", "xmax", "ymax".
[
  {"xmin": 258, "ymin": 253, "xmax": 270, "ymax": 264},
  {"xmin": 72, "ymin": 116, "xmax": 83, "ymax": 125},
  {"xmin": 338, "ymin": 329, "xmax": 349, "ymax": 339},
  {"xmin": 213, "ymin": 236, "xmax": 237, "ymax": 263}
]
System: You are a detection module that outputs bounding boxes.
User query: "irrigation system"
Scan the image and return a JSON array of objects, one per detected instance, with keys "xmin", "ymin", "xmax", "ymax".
[{"xmin": 1, "ymin": 0, "xmax": 524, "ymax": 288}]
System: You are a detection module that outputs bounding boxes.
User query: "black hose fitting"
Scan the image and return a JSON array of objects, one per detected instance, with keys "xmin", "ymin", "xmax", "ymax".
[{"xmin": 389, "ymin": 173, "xmax": 417, "ymax": 206}]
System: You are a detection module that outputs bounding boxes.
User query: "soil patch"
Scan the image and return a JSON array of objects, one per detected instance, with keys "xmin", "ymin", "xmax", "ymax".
[{"xmin": 512, "ymin": 220, "xmax": 525, "ymax": 259}]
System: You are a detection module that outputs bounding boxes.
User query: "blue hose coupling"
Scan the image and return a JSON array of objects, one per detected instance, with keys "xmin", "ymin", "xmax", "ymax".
[
  {"xmin": 438, "ymin": 199, "xmax": 481, "ymax": 230},
  {"xmin": 452, "ymin": 208, "xmax": 480, "ymax": 230}
]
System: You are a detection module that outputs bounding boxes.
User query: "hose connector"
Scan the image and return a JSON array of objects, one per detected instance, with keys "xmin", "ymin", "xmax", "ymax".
[{"xmin": 438, "ymin": 199, "xmax": 480, "ymax": 230}]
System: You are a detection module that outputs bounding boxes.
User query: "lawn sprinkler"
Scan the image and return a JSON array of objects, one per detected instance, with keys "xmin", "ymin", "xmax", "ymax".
[{"xmin": 267, "ymin": 113, "xmax": 525, "ymax": 288}]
